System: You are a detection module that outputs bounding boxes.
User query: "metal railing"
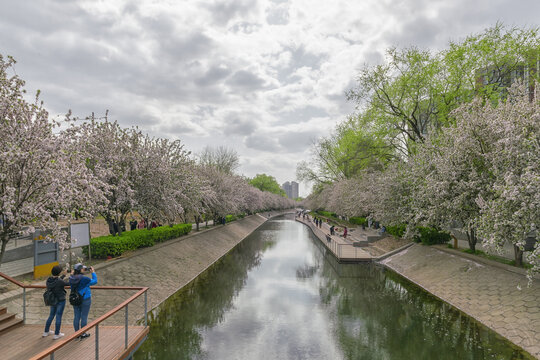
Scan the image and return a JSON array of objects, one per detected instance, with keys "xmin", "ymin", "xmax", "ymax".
[
  {"xmin": 0, "ymin": 271, "xmax": 149, "ymax": 360},
  {"xmin": 296, "ymin": 217, "xmax": 367, "ymax": 261}
]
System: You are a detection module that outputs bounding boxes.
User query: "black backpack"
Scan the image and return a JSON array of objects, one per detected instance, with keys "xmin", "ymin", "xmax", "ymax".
[
  {"xmin": 69, "ymin": 283, "xmax": 83, "ymax": 306},
  {"xmin": 43, "ymin": 288, "xmax": 58, "ymax": 306}
]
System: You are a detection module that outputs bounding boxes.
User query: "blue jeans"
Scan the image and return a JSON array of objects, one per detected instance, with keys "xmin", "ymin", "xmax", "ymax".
[
  {"xmin": 73, "ymin": 297, "xmax": 91, "ymax": 331},
  {"xmin": 45, "ymin": 300, "xmax": 66, "ymax": 335}
]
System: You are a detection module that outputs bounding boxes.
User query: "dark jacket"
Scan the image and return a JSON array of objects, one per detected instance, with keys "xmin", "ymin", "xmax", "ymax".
[
  {"xmin": 46, "ymin": 276, "xmax": 69, "ymax": 302},
  {"xmin": 69, "ymin": 273, "xmax": 98, "ymax": 300}
]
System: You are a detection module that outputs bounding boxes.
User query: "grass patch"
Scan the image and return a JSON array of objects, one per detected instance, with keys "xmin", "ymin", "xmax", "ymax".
[{"xmin": 461, "ymin": 249, "xmax": 532, "ymax": 268}]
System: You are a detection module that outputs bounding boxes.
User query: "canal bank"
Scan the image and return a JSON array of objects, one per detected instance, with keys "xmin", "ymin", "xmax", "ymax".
[
  {"xmin": 380, "ymin": 244, "xmax": 540, "ymax": 359},
  {"xmin": 296, "ymin": 217, "xmax": 540, "ymax": 359},
  {"xmin": 0, "ymin": 211, "xmax": 293, "ymax": 327}
]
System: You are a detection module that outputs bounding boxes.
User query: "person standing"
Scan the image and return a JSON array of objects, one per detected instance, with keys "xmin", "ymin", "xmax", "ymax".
[
  {"xmin": 43, "ymin": 265, "xmax": 69, "ymax": 339},
  {"xmin": 343, "ymin": 226, "xmax": 348, "ymax": 239},
  {"xmin": 69, "ymin": 263, "xmax": 97, "ymax": 339}
]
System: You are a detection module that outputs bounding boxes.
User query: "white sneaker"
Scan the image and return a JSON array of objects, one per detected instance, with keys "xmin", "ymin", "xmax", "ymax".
[
  {"xmin": 42, "ymin": 330, "xmax": 54, "ymax": 337},
  {"xmin": 53, "ymin": 333, "xmax": 65, "ymax": 340}
]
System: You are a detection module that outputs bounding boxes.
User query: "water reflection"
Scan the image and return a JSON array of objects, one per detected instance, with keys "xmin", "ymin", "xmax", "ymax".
[{"xmin": 135, "ymin": 217, "xmax": 533, "ymax": 360}]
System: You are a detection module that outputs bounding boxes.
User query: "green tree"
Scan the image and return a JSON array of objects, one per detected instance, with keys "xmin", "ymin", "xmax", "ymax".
[
  {"xmin": 346, "ymin": 23, "xmax": 539, "ymax": 157},
  {"xmin": 248, "ymin": 174, "xmax": 286, "ymax": 197}
]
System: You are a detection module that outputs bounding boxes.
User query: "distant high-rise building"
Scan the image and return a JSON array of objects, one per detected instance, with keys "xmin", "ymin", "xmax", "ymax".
[
  {"xmin": 281, "ymin": 181, "xmax": 299, "ymax": 199},
  {"xmin": 291, "ymin": 181, "xmax": 299, "ymax": 199}
]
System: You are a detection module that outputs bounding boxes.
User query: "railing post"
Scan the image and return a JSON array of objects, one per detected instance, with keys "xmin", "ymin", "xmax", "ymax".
[
  {"xmin": 125, "ymin": 304, "xmax": 129, "ymax": 349},
  {"xmin": 95, "ymin": 323, "xmax": 99, "ymax": 360},
  {"xmin": 50, "ymin": 353, "xmax": 54, "ymax": 360},
  {"xmin": 144, "ymin": 291, "xmax": 148, "ymax": 327},
  {"xmin": 23, "ymin": 288, "xmax": 26, "ymax": 323}
]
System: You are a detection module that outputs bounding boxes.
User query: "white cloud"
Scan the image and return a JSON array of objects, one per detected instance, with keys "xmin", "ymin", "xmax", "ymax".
[{"xmin": 1, "ymin": 0, "xmax": 538, "ymax": 197}]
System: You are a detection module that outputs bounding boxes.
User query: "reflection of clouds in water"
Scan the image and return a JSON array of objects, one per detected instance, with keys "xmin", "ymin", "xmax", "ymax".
[{"xmin": 199, "ymin": 220, "xmax": 343, "ymax": 360}]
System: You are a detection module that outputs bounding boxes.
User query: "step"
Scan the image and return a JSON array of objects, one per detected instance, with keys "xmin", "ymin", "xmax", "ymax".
[
  {"xmin": 0, "ymin": 307, "xmax": 6, "ymax": 315},
  {"xmin": 0, "ymin": 312, "xmax": 15, "ymax": 324},
  {"xmin": 0, "ymin": 317, "xmax": 23, "ymax": 335}
]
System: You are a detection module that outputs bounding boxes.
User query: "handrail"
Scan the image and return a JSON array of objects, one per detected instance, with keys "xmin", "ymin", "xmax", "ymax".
[
  {"xmin": 0, "ymin": 270, "xmax": 27, "ymax": 288},
  {"xmin": 30, "ymin": 286, "xmax": 149, "ymax": 360},
  {"xmin": 0, "ymin": 271, "xmax": 149, "ymax": 360}
]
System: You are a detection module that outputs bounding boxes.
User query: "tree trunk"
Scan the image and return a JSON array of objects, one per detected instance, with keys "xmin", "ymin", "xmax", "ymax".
[
  {"xmin": 0, "ymin": 232, "xmax": 10, "ymax": 267},
  {"xmin": 196, "ymin": 216, "xmax": 200, "ymax": 231},
  {"xmin": 466, "ymin": 225, "xmax": 477, "ymax": 252},
  {"xmin": 106, "ymin": 217, "xmax": 116, "ymax": 236},
  {"xmin": 513, "ymin": 244, "xmax": 523, "ymax": 267}
]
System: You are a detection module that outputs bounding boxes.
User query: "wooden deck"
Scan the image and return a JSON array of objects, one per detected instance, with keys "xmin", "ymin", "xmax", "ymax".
[{"xmin": 0, "ymin": 324, "xmax": 148, "ymax": 360}]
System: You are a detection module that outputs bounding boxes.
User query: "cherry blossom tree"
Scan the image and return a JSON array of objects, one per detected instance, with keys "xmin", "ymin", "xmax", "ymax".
[
  {"xmin": 475, "ymin": 85, "xmax": 539, "ymax": 274},
  {"xmin": 0, "ymin": 55, "xmax": 105, "ymax": 264},
  {"xmin": 73, "ymin": 116, "xmax": 139, "ymax": 235}
]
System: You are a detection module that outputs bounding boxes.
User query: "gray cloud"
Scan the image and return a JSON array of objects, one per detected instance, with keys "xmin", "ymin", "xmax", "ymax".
[
  {"xmin": 277, "ymin": 130, "xmax": 319, "ymax": 153},
  {"xmin": 245, "ymin": 133, "xmax": 281, "ymax": 152},
  {"xmin": 276, "ymin": 105, "xmax": 329, "ymax": 125},
  {"xmin": 266, "ymin": 3, "xmax": 290, "ymax": 25},
  {"xmin": 204, "ymin": 0, "xmax": 259, "ymax": 26},
  {"xmin": 226, "ymin": 70, "xmax": 266, "ymax": 90},
  {"xmin": 222, "ymin": 112, "xmax": 259, "ymax": 136}
]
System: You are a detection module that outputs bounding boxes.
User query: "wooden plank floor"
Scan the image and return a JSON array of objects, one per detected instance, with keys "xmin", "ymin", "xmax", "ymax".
[{"xmin": 0, "ymin": 324, "xmax": 148, "ymax": 360}]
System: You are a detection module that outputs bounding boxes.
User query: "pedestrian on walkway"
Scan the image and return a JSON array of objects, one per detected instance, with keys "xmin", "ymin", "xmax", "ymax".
[
  {"xmin": 343, "ymin": 226, "xmax": 348, "ymax": 239},
  {"xmin": 138, "ymin": 218, "xmax": 146, "ymax": 229},
  {"xmin": 43, "ymin": 265, "xmax": 69, "ymax": 340},
  {"xmin": 330, "ymin": 225, "xmax": 335, "ymax": 235},
  {"xmin": 69, "ymin": 263, "xmax": 97, "ymax": 340}
]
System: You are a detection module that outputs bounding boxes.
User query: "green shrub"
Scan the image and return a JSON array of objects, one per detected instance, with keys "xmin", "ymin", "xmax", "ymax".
[
  {"xmin": 414, "ymin": 226, "xmax": 451, "ymax": 245},
  {"xmin": 386, "ymin": 224, "xmax": 406, "ymax": 238},
  {"xmin": 225, "ymin": 214, "xmax": 237, "ymax": 223},
  {"xmin": 84, "ymin": 223, "xmax": 192, "ymax": 258},
  {"xmin": 349, "ymin": 217, "xmax": 367, "ymax": 226},
  {"xmin": 316, "ymin": 210, "xmax": 338, "ymax": 218}
]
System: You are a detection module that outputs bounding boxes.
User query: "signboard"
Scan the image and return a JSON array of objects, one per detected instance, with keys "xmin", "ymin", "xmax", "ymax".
[
  {"xmin": 70, "ymin": 222, "xmax": 90, "ymax": 248},
  {"xmin": 33, "ymin": 229, "xmax": 59, "ymax": 278}
]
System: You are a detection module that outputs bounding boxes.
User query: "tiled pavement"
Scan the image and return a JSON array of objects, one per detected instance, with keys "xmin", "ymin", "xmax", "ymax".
[{"xmin": 381, "ymin": 244, "xmax": 540, "ymax": 359}]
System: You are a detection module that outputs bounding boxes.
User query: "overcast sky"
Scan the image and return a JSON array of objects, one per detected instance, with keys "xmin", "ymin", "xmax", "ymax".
[{"xmin": 1, "ymin": 0, "xmax": 538, "ymax": 196}]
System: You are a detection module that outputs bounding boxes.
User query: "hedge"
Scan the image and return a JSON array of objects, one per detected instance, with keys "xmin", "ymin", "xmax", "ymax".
[
  {"xmin": 386, "ymin": 224, "xmax": 406, "ymax": 238},
  {"xmin": 413, "ymin": 226, "xmax": 451, "ymax": 245},
  {"xmin": 319, "ymin": 210, "xmax": 338, "ymax": 218},
  {"xmin": 349, "ymin": 217, "xmax": 367, "ymax": 226},
  {"xmin": 84, "ymin": 223, "xmax": 192, "ymax": 258},
  {"xmin": 225, "ymin": 214, "xmax": 246, "ymax": 223}
]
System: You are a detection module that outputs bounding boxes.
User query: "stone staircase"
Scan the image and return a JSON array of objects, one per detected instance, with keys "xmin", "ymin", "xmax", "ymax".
[{"xmin": 0, "ymin": 306, "xmax": 23, "ymax": 336}]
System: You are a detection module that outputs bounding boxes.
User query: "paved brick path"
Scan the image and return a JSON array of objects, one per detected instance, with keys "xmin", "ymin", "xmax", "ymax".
[{"xmin": 382, "ymin": 244, "xmax": 540, "ymax": 359}]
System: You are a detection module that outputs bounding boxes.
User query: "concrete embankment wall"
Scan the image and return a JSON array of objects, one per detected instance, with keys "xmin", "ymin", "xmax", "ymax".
[
  {"xmin": 380, "ymin": 244, "xmax": 540, "ymax": 359},
  {"xmin": 2, "ymin": 212, "xmax": 292, "ymax": 326}
]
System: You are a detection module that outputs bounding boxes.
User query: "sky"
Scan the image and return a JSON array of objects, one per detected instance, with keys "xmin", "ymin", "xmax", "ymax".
[{"xmin": 0, "ymin": 0, "xmax": 538, "ymax": 196}]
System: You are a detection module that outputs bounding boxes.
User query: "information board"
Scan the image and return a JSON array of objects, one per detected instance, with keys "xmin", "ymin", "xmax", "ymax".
[{"xmin": 70, "ymin": 222, "xmax": 90, "ymax": 248}]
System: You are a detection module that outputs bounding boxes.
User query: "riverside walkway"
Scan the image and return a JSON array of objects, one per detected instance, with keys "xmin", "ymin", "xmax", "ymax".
[{"xmin": 296, "ymin": 216, "xmax": 372, "ymax": 262}]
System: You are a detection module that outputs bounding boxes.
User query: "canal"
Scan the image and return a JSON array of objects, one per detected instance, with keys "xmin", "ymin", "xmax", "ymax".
[{"xmin": 135, "ymin": 215, "xmax": 532, "ymax": 359}]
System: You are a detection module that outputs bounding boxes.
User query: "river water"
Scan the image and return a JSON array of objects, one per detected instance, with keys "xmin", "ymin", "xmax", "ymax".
[{"xmin": 135, "ymin": 216, "xmax": 532, "ymax": 360}]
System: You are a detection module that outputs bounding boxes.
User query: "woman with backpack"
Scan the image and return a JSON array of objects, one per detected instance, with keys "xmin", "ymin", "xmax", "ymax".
[
  {"xmin": 43, "ymin": 265, "xmax": 69, "ymax": 339},
  {"xmin": 69, "ymin": 263, "xmax": 97, "ymax": 339}
]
